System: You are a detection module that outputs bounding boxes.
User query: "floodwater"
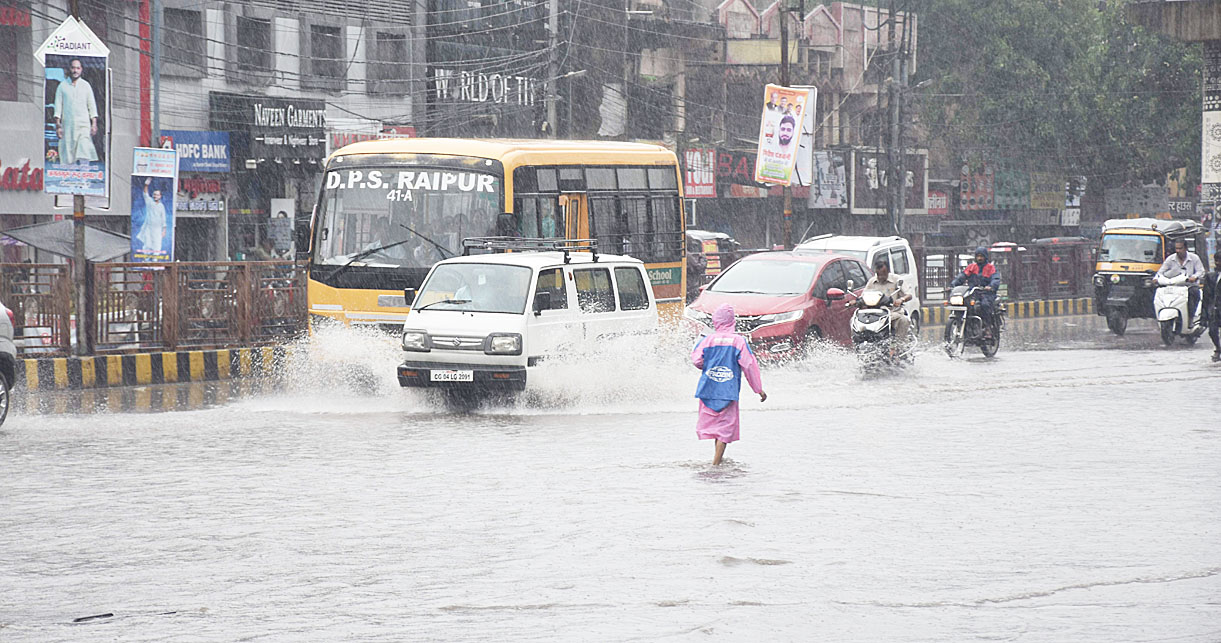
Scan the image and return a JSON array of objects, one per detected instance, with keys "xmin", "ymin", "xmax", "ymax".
[{"xmin": 2, "ymin": 318, "xmax": 1219, "ymax": 641}]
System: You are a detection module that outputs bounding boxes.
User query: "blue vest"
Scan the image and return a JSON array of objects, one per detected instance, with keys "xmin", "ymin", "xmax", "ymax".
[{"xmin": 695, "ymin": 338, "xmax": 750, "ymax": 411}]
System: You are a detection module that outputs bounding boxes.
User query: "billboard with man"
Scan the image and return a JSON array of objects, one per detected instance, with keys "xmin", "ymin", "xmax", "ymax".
[
  {"xmin": 754, "ymin": 84, "xmax": 814, "ymax": 186},
  {"xmin": 36, "ymin": 17, "xmax": 110, "ymax": 197}
]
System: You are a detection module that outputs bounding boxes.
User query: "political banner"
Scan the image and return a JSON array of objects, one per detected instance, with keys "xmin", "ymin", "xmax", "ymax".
[
  {"xmin": 36, "ymin": 17, "xmax": 110, "ymax": 197},
  {"xmin": 793, "ymin": 86, "xmax": 817, "ymax": 187},
  {"xmin": 130, "ymin": 147, "xmax": 178, "ymax": 262},
  {"xmin": 753, "ymin": 84, "xmax": 813, "ymax": 186},
  {"xmin": 808, "ymin": 150, "xmax": 847, "ymax": 209}
]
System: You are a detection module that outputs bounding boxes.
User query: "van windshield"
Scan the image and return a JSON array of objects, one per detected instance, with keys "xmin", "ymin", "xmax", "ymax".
[
  {"xmin": 802, "ymin": 247, "xmax": 867, "ymax": 262},
  {"xmin": 1099, "ymin": 234, "xmax": 1161, "ymax": 263},
  {"xmin": 415, "ymin": 263, "xmax": 533, "ymax": 314}
]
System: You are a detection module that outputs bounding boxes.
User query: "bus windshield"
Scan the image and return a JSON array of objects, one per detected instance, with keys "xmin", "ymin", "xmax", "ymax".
[
  {"xmin": 1098, "ymin": 234, "xmax": 1161, "ymax": 264},
  {"xmin": 314, "ymin": 166, "xmax": 503, "ymax": 269}
]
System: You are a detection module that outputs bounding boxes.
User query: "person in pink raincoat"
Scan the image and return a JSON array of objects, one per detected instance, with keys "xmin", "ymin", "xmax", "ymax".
[{"xmin": 691, "ymin": 304, "xmax": 767, "ymax": 465}]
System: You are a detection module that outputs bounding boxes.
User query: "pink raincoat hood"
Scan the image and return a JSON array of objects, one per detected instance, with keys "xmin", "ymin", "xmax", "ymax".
[{"xmin": 712, "ymin": 304, "xmax": 736, "ymax": 332}]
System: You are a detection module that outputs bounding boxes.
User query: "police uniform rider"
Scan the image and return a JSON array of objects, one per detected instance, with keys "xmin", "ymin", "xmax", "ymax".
[{"xmin": 863, "ymin": 257, "xmax": 912, "ymax": 344}]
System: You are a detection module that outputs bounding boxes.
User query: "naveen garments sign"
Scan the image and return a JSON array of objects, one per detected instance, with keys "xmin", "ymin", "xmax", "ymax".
[
  {"xmin": 160, "ymin": 130, "xmax": 230, "ymax": 173},
  {"xmin": 209, "ymin": 92, "xmax": 327, "ymax": 161}
]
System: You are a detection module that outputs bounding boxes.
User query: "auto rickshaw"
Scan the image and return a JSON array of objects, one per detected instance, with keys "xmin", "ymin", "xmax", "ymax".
[{"xmin": 1093, "ymin": 218, "xmax": 1208, "ymax": 336}]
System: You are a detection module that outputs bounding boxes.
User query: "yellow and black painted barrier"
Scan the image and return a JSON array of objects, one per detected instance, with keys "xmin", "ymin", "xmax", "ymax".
[
  {"xmin": 18, "ymin": 346, "xmax": 297, "ymax": 392},
  {"xmin": 920, "ymin": 297, "xmax": 1094, "ymax": 326}
]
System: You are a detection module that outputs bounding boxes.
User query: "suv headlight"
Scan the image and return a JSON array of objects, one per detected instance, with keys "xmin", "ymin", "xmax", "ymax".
[
  {"xmin": 485, "ymin": 333, "xmax": 523, "ymax": 355},
  {"xmin": 402, "ymin": 330, "xmax": 431, "ymax": 352},
  {"xmin": 684, "ymin": 307, "xmax": 712, "ymax": 326},
  {"xmin": 757, "ymin": 310, "xmax": 803, "ymax": 325}
]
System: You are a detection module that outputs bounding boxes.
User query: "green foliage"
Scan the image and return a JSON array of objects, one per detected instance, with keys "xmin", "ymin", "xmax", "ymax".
[{"xmin": 915, "ymin": 0, "xmax": 1201, "ymax": 189}]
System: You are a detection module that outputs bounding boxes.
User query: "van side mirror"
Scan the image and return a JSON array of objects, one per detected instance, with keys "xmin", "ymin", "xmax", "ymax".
[
  {"xmin": 533, "ymin": 290, "xmax": 552, "ymax": 315},
  {"xmin": 404, "ymin": 288, "xmax": 416, "ymax": 307}
]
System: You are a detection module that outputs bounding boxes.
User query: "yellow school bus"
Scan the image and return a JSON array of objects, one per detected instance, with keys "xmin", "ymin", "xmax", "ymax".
[{"xmin": 307, "ymin": 139, "xmax": 687, "ymax": 332}]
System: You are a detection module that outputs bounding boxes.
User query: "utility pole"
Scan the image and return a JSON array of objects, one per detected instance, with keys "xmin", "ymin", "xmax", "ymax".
[
  {"xmin": 895, "ymin": 4, "xmax": 911, "ymax": 236},
  {"xmin": 546, "ymin": 0, "xmax": 558, "ymax": 138},
  {"xmin": 887, "ymin": 0, "xmax": 900, "ymax": 235},
  {"xmin": 779, "ymin": 2, "xmax": 792, "ymax": 249},
  {"xmin": 69, "ymin": 0, "xmax": 86, "ymax": 355}
]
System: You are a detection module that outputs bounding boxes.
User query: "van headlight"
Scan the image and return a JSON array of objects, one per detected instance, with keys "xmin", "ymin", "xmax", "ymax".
[
  {"xmin": 757, "ymin": 310, "xmax": 803, "ymax": 325},
  {"xmin": 485, "ymin": 333, "xmax": 522, "ymax": 355},
  {"xmin": 402, "ymin": 330, "xmax": 431, "ymax": 352}
]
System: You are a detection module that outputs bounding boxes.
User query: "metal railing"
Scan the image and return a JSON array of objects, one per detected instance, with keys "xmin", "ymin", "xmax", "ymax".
[
  {"xmin": 914, "ymin": 245, "xmax": 1096, "ymax": 303},
  {"xmin": 1, "ymin": 263, "xmax": 72, "ymax": 356},
  {"xmin": 87, "ymin": 261, "xmax": 307, "ymax": 354}
]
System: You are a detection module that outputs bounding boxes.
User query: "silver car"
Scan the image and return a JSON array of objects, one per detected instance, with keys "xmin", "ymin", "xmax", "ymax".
[{"xmin": 0, "ymin": 299, "xmax": 15, "ymax": 426}]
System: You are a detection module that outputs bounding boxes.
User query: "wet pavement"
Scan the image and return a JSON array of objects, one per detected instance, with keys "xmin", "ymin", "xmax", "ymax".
[{"xmin": 2, "ymin": 318, "xmax": 1219, "ymax": 641}]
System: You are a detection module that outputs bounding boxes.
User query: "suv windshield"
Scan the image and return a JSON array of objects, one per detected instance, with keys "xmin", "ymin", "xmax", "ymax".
[
  {"xmin": 415, "ymin": 263, "xmax": 533, "ymax": 314},
  {"xmin": 710, "ymin": 259, "xmax": 820, "ymax": 295},
  {"xmin": 314, "ymin": 165, "xmax": 502, "ymax": 269},
  {"xmin": 1099, "ymin": 234, "xmax": 1161, "ymax": 263}
]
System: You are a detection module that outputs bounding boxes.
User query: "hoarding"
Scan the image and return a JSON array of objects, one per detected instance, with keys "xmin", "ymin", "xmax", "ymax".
[
  {"xmin": 807, "ymin": 151, "xmax": 847, "ymax": 209},
  {"xmin": 36, "ymin": 17, "xmax": 110, "ymax": 197},
  {"xmin": 753, "ymin": 84, "xmax": 814, "ymax": 186},
  {"xmin": 849, "ymin": 148, "xmax": 928, "ymax": 215},
  {"xmin": 130, "ymin": 147, "xmax": 178, "ymax": 263}
]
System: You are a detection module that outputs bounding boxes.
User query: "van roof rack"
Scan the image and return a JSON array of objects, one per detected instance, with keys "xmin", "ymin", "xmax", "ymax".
[{"xmin": 461, "ymin": 237, "xmax": 600, "ymax": 263}]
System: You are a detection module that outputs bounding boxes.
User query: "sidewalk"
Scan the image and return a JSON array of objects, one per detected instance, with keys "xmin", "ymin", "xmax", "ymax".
[{"xmin": 18, "ymin": 346, "xmax": 297, "ymax": 392}]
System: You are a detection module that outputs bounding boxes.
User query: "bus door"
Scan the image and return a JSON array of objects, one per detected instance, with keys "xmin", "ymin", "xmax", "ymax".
[{"xmin": 557, "ymin": 193, "xmax": 589, "ymax": 240}]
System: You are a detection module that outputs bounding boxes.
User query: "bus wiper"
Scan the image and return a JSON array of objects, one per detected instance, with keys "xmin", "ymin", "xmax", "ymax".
[
  {"xmin": 328, "ymin": 238, "xmax": 413, "ymax": 279},
  {"xmin": 399, "ymin": 223, "xmax": 455, "ymax": 259},
  {"xmin": 415, "ymin": 298, "xmax": 471, "ymax": 311}
]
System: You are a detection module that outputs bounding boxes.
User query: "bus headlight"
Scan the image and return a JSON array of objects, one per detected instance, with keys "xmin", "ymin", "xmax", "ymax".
[
  {"xmin": 485, "ymin": 333, "xmax": 523, "ymax": 355},
  {"xmin": 402, "ymin": 330, "xmax": 431, "ymax": 352}
]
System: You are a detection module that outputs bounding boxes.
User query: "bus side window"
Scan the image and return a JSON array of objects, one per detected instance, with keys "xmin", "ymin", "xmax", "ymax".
[
  {"xmin": 516, "ymin": 198, "xmax": 540, "ymax": 237},
  {"xmin": 541, "ymin": 199, "xmax": 563, "ymax": 238}
]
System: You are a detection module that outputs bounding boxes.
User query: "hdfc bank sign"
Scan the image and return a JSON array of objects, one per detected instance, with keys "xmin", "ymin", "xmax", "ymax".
[{"xmin": 0, "ymin": 158, "xmax": 43, "ymax": 191}]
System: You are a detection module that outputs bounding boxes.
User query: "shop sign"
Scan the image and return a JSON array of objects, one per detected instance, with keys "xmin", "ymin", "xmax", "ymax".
[
  {"xmin": 959, "ymin": 162, "xmax": 993, "ymax": 210},
  {"xmin": 0, "ymin": 6, "xmax": 31, "ymax": 27},
  {"xmin": 1061, "ymin": 208, "xmax": 1081, "ymax": 226},
  {"xmin": 176, "ymin": 175, "xmax": 225, "ymax": 215},
  {"xmin": 928, "ymin": 189, "xmax": 948, "ymax": 215},
  {"xmin": 994, "ymin": 167, "xmax": 1029, "ymax": 210},
  {"xmin": 808, "ymin": 150, "xmax": 847, "ymax": 209},
  {"xmin": 683, "ymin": 148, "xmax": 716, "ymax": 198},
  {"xmin": 0, "ymin": 158, "xmax": 43, "ymax": 191},
  {"xmin": 716, "ymin": 149, "xmax": 758, "ymax": 187},
  {"xmin": 1105, "ymin": 186, "xmax": 1169, "ymax": 219},
  {"xmin": 432, "ymin": 68, "xmax": 540, "ymax": 106},
  {"xmin": 1167, "ymin": 198, "xmax": 1196, "ymax": 216},
  {"xmin": 1015, "ymin": 210, "xmax": 1060, "ymax": 226},
  {"xmin": 327, "ymin": 120, "xmax": 416, "ymax": 155},
  {"xmin": 850, "ymin": 148, "xmax": 928, "ymax": 215},
  {"xmin": 160, "ymin": 130, "xmax": 230, "ymax": 173},
  {"xmin": 1029, "ymin": 172, "xmax": 1064, "ymax": 210},
  {"xmin": 209, "ymin": 92, "xmax": 327, "ymax": 160}
]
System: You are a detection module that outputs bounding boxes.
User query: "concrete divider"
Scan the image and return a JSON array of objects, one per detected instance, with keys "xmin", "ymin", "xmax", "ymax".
[
  {"xmin": 18, "ymin": 346, "xmax": 297, "ymax": 392},
  {"xmin": 919, "ymin": 297, "xmax": 1093, "ymax": 326}
]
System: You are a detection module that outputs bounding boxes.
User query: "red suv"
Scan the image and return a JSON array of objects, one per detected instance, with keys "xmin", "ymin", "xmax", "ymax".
[{"xmin": 684, "ymin": 251, "xmax": 869, "ymax": 358}]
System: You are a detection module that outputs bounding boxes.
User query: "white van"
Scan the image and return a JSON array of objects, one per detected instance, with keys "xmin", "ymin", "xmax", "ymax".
[
  {"xmin": 397, "ymin": 242, "xmax": 657, "ymax": 392},
  {"xmin": 795, "ymin": 234, "xmax": 923, "ymax": 329}
]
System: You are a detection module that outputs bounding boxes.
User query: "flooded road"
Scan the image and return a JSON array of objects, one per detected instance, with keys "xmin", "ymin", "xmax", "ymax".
[{"xmin": 3, "ymin": 320, "xmax": 1220, "ymax": 641}]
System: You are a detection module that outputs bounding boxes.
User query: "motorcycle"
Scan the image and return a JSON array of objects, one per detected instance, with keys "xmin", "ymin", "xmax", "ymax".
[
  {"xmin": 1153, "ymin": 273, "xmax": 1204, "ymax": 346},
  {"xmin": 850, "ymin": 289, "xmax": 915, "ymax": 369},
  {"xmin": 943, "ymin": 285, "xmax": 1005, "ymax": 358}
]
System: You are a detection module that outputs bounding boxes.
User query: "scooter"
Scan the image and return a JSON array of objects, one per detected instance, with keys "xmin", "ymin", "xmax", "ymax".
[
  {"xmin": 1153, "ymin": 273, "xmax": 1204, "ymax": 346},
  {"xmin": 850, "ymin": 289, "xmax": 915, "ymax": 370},
  {"xmin": 943, "ymin": 285, "xmax": 1005, "ymax": 358}
]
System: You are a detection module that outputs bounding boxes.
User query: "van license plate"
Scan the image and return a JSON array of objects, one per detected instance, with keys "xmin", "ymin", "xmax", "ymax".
[{"xmin": 431, "ymin": 370, "xmax": 473, "ymax": 382}]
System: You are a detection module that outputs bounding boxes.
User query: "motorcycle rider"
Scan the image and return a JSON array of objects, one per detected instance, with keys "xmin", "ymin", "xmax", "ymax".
[
  {"xmin": 863, "ymin": 257, "xmax": 912, "ymax": 346},
  {"xmin": 1202, "ymin": 250, "xmax": 1221, "ymax": 362},
  {"xmin": 951, "ymin": 247, "xmax": 1001, "ymax": 337},
  {"xmin": 1155, "ymin": 238, "xmax": 1205, "ymax": 329}
]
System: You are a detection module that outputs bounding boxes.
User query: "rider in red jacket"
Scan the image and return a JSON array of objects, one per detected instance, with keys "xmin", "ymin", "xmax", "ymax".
[{"xmin": 951, "ymin": 247, "xmax": 1001, "ymax": 336}]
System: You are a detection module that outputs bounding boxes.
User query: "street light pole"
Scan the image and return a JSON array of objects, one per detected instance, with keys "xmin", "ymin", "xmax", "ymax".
[
  {"xmin": 69, "ymin": 0, "xmax": 87, "ymax": 355},
  {"xmin": 779, "ymin": 3, "xmax": 793, "ymax": 249}
]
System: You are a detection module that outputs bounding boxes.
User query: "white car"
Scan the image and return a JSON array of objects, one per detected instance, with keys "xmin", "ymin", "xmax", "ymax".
[
  {"xmin": 796, "ymin": 234, "xmax": 923, "ymax": 330},
  {"xmin": 0, "ymin": 300, "xmax": 16, "ymax": 426},
  {"xmin": 397, "ymin": 245, "xmax": 658, "ymax": 394}
]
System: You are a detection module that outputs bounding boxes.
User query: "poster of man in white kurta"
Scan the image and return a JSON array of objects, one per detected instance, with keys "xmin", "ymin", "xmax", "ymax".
[
  {"xmin": 130, "ymin": 147, "xmax": 178, "ymax": 262},
  {"xmin": 36, "ymin": 15, "xmax": 110, "ymax": 196}
]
